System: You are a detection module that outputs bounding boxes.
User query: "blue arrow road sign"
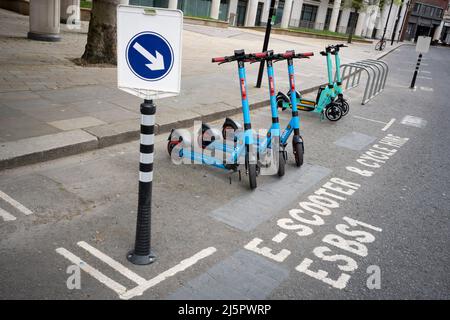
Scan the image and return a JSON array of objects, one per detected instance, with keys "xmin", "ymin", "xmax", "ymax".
[{"xmin": 126, "ymin": 32, "xmax": 174, "ymax": 81}]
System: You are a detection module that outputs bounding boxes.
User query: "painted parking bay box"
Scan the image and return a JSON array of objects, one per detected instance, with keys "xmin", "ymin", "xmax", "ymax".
[{"xmin": 117, "ymin": 5, "xmax": 183, "ymax": 99}]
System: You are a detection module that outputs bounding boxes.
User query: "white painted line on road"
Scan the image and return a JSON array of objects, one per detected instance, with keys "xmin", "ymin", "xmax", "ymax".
[
  {"xmin": 56, "ymin": 247, "xmax": 127, "ymax": 295},
  {"xmin": 401, "ymin": 115, "xmax": 427, "ymax": 128},
  {"xmin": 77, "ymin": 241, "xmax": 147, "ymax": 285},
  {"xmin": 0, "ymin": 207, "xmax": 16, "ymax": 222},
  {"xmin": 421, "ymin": 70, "xmax": 431, "ymax": 74},
  {"xmin": 272, "ymin": 232, "xmax": 288, "ymax": 243},
  {"xmin": 420, "ymin": 86, "xmax": 433, "ymax": 92},
  {"xmin": 418, "ymin": 76, "xmax": 432, "ymax": 80},
  {"xmin": 353, "ymin": 115, "xmax": 386, "ymax": 125},
  {"xmin": 354, "ymin": 115, "xmax": 395, "ymax": 131},
  {"xmin": 120, "ymin": 247, "xmax": 217, "ymax": 300},
  {"xmin": 0, "ymin": 190, "xmax": 33, "ymax": 215},
  {"xmin": 382, "ymin": 118, "xmax": 396, "ymax": 131}
]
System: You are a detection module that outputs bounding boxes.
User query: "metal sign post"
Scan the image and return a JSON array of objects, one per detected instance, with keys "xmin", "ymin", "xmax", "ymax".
[
  {"xmin": 391, "ymin": 0, "xmax": 404, "ymax": 45},
  {"xmin": 256, "ymin": 0, "xmax": 277, "ymax": 88},
  {"xmin": 117, "ymin": 5, "xmax": 183, "ymax": 265},
  {"xmin": 410, "ymin": 36, "xmax": 430, "ymax": 89}
]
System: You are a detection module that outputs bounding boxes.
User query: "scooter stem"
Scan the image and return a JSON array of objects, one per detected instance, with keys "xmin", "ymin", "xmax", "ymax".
[
  {"xmin": 326, "ymin": 52, "xmax": 333, "ymax": 86},
  {"xmin": 334, "ymin": 51, "xmax": 341, "ymax": 84}
]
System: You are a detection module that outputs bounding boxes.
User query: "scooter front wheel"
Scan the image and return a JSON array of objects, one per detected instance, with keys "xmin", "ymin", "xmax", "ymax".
[
  {"xmin": 293, "ymin": 141, "xmax": 304, "ymax": 167},
  {"xmin": 245, "ymin": 154, "xmax": 257, "ymax": 190},
  {"xmin": 248, "ymin": 163, "xmax": 257, "ymax": 189},
  {"xmin": 277, "ymin": 151, "xmax": 286, "ymax": 177},
  {"xmin": 324, "ymin": 104, "xmax": 343, "ymax": 121}
]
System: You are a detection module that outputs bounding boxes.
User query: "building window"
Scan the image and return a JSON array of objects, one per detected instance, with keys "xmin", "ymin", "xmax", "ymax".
[
  {"xmin": 301, "ymin": 4, "xmax": 318, "ymax": 23},
  {"xmin": 218, "ymin": 0, "xmax": 229, "ymax": 21},
  {"xmin": 275, "ymin": 0, "xmax": 285, "ymax": 26},
  {"xmin": 413, "ymin": 3, "xmax": 421, "ymax": 13},
  {"xmin": 407, "ymin": 23, "xmax": 414, "ymax": 35},
  {"xmin": 130, "ymin": 0, "xmax": 169, "ymax": 7},
  {"xmin": 178, "ymin": 0, "xmax": 212, "ymax": 18},
  {"xmin": 436, "ymin": 8, "xmax": 443, "ymax": 18},
  {"xmin": 324, "ymin": 8, "xmax": 332, "ymax": 29}
]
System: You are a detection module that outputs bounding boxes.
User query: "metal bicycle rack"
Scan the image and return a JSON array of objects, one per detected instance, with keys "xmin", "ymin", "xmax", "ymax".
[{"xmin": 339, "ymin": 59, "xmax": 389, "ymax": 105}]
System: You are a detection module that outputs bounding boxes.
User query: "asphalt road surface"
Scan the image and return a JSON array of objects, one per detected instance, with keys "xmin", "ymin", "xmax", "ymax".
[{"xmin": 0, "ymin": 44, "xmax": 449, "ymax": 300}]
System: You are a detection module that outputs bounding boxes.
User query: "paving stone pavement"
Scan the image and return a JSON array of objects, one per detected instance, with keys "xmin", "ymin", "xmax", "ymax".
[{"xmin": 0, "ymin": 8, "xmax": 403, "ymax": 169}]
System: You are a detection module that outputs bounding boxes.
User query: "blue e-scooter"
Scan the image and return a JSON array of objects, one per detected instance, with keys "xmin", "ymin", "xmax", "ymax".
[
  {"xmin": 167, "ymin": 50, "xmax": 261, "ymax": 189},
  {"xmin": 276, "ymin": 50, "xmax": 314, "ymax": 167},
  {"xmin": 220, "ymin": 50, "xmax": 286, "ymax": 177}
]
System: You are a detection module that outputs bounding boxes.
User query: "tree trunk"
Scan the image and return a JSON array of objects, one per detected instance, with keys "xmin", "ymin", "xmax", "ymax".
[{"xmin": 81, "ymin": 0, "xmax": 120, "ymax": 64}]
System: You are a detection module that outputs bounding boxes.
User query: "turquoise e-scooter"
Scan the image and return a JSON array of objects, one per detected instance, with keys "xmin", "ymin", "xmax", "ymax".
[
  {"xmin": 277, "ymin": 45, "xmax": 343, "ymax": 121},
  {"xmin": 330, "ymin": 43, "xmax": 349, "ymax": 115}
]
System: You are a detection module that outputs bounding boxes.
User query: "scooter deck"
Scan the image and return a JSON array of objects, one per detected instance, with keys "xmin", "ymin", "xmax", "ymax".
[{"xmin": 281, "ymin": 100, "xmax": 316, "ymax": 112}]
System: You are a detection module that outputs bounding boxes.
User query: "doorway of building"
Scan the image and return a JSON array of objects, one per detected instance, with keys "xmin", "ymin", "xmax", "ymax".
[
  {"xmin": 415, "ymin": 25, "xmax": 432, "ymax": 41},
  {"xmin": 237, "ymin": 0, "xmax": 248, "ymax": 26},
  {"xmin": 347, "ymin": 12, "xmax": 358, "ymax": 34},
  {"xmin": 256, "ymin": 1, "xmax": 264, "ymax": 26}
]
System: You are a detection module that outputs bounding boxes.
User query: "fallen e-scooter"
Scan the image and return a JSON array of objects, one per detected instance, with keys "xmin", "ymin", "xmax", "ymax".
[{"xmin": 167, "ymin": 50, "xmax": 262, "ymax": 189}]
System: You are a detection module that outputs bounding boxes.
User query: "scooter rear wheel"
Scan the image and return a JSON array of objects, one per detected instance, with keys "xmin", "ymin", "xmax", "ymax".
[
  {"xmin": 248, "ymin": 163, "xmax": 257, "ymax": 189},
  {"xmin": 293, "ymin": 141, "xmax": 304, "ymax": 167},
  {"xmin": 167, "ymin": 140, "xmax": 179, "ymax": 155},
  {"xmin": 340, "ymin": 100, "xmax": 349, "ymax": 116},
  {"xmin": 222, "ymin": 124, "xmax": 237, "ymax": 142},
  {"xmin": 324, "ymin": 104, "xmax": 343, "ymax": 121}
]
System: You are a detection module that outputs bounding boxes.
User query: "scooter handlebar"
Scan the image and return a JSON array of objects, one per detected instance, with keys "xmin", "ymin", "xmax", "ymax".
[
  {"xmin": 212, "ymin": 50, "xmax": 268, "ymax": 64},
  {"xmin": 298, "ymin": 52, "xmax": 314, "ymax": 58},
  {"xmin": 254, "ymin": 52, "xmax": 268, "ymax": 58},
  {"xmin": 211, "ymin": 57, "xmax": 227, "ymax": 63}
]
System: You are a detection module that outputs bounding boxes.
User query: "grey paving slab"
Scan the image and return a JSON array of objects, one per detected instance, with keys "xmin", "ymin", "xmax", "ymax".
[
  {"xmin": 68, "ymin": 99, "xmax": 122, "ymax": 113},
  {"xmin": 37, "ymin": 86, "xmax": 118, "ymax": 104},
  {"xmin": 0, "ymin": 115, "xmax": 60, "ymax": 142},
  {"xmin": 3, "ymin": 98, "xmax": 61, "ymax": 111},
  {"xmin": 22, "ymin": 106, "xmax": 85, "ymax": 122},
  {"xmin": 168, "ymin": 250, "xmax": 289, "ymax": 300},
  {"xmin": 83, "ymin": 118, "xmax": 140, "ymax": 148},
  {"xmin": 334, "ymin": 131, "xmax": 377, "ymax": 151},
  {"xmin": 0, "ymin": 91, "xmax": 42, "ymax": 101},
  {"xmin": 0, "ymin": 130, "xmax": 97, "ymax": 170},
  {"xmin": 209, "ymin": 164, "xmax": 332, "ymax": 231},
  {"xmin": 87, "ymin": 108, "xmax": 138, "ymax": 124},
  {"xmin": 48, "ymin": 116, "xmax": 106, "ymax": 131}
]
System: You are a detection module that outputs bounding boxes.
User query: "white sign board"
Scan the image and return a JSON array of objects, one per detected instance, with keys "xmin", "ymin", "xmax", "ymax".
[
  {"xmin": 416, "ymin": 36, "xmax": 431, "ymax": 54},
  {"xmin": 117, "ymin": 5, "xmax": 183, "ymax": 99}
]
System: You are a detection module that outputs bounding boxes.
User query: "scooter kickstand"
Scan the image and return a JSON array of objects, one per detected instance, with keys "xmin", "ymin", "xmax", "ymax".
[{"xmin": 239, "ymin": 170, "xmax": 242, "ymax": 181}]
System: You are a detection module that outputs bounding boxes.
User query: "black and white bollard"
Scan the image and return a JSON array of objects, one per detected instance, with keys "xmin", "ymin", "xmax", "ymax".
[
  {"xmin": 127, "ymin": 99, "xmax": 156, "ymax": 265},
  {"xmin": 410, "ymin": 53, "xmax": 422, "ymax": 89}
]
